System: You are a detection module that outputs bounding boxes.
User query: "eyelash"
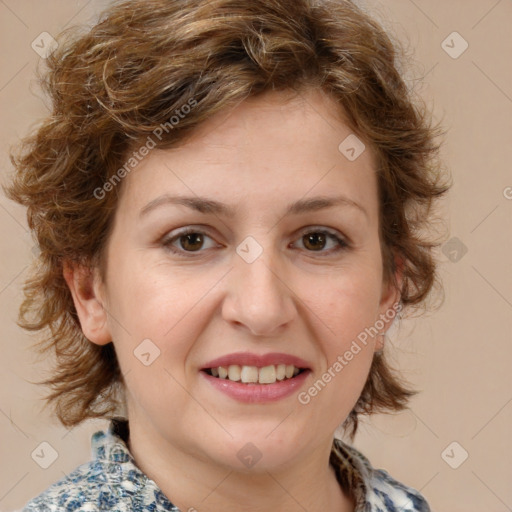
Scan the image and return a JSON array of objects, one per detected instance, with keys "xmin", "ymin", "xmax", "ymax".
[{"xmin": 161, "ymin": 226, "xmax": 350, "ymax": 257}]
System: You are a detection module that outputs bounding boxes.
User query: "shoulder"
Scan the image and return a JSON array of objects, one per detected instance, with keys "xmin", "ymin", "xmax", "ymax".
[
  {"xmin": 21, "ymin": 429, "xmax": 177, "ymax": 511},
  {"xmin": 335, "ymin": 439, "xmax": 431, "ymax": 512},
  {"xmin": 20, "ymin": 458, "xmax": 109, "ymax": 510},
  {"xmin": 366, "ymin": 466, "xmax": 431, "ymax": 512},
  {"xmin": 22, "ymin": 460, "xmax": 142, "ymax": 512}
]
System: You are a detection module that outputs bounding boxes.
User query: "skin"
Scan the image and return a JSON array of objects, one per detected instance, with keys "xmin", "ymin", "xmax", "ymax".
[{"xmin": 65, "ymin": 88, "xmax": 401, "ymax": 512}]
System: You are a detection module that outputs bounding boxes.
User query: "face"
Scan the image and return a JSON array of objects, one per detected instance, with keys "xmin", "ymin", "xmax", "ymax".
[{"xmin": 69, "ymin": 88, "xmax": 400, "ymax": 473}]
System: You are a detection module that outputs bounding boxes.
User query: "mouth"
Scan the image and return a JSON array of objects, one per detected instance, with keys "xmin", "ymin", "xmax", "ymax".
[{"xmin": 202, "ymin": 364, "xmax": 307, "ymax": 385}]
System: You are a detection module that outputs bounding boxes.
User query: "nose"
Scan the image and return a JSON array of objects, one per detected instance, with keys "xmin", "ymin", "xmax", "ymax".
[{"xmin": 221, "ymin": 249, "xmax": 297, "ymax": 337}]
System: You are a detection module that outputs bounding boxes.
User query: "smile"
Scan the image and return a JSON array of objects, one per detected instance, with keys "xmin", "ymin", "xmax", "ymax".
[
  {"xmin": 200, "ymin": 352, "xmax": 312, "ymax": 402},
  {"xmin": 204, "ymin": 364, "xmax": 305, "ymax": 384}
]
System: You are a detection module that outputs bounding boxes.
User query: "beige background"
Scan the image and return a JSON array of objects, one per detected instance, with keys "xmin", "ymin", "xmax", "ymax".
[{"xmin": 1, "ymin": 1, "xmax": 511, "ymax": 511}]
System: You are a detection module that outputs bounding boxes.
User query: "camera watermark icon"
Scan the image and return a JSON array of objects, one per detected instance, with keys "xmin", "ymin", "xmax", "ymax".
[
  {"xmin": 338, "ymin": 134, "xmax": 366, "ymax": 161},
  {"xmin": 441, "ymin": 31, "xmax": 468, "ymax": 59},
  {"xmin": 31, "ymin": 32, "xmax": 59, "ymax": 59},
  {"xmin": 237, "ymin": 442, "xmax": 262, "ymax": 468},
  {"xmin": 31, "ymin": 441, "xmax": 59, "ymax": 469},
  {"xmin": 441, "ymin": 441, "xmax": 468, "ymax": 469},
  {"xmin": 134, "ymin": 338, "xmax": 161, "ymax": 366},
  {"xmin": 236, "ymin": 236, "xmax": 263, "ymax": 264},
  {"xmin": 442, "ymin": 237, "xmax": 468, "ymax": 263}
]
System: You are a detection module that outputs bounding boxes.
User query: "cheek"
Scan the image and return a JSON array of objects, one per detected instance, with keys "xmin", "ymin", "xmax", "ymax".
[
  {"xmin": 305, "ymin": 277, "xmax": 381, "ymax": 416},
  {"xmin": 104, "ymin": 258, "xmax": 218, "ymax": 368},
  {"xmin": 304, "ymin": 264, "xmax": 383, "ymax": 341},
  {"xmin": 105, "ymin": 266, "xmax": 208, "ymax": 414}
]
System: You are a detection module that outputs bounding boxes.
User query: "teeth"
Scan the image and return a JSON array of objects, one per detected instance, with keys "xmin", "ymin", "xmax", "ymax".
[
  {"xmin": 228, "ymin": 365, "xmax": 241, "ymax": 382},
  {"xmin": 240, "ymin": 365, "xmax": 258, "ymax": 383},
  {"xmin": 209, "ymin": 364, "xmax": 302, "ymax": 384},
  {"xmin": 259, "ymin": 365, "xmax": 276, "ymax": 384}
]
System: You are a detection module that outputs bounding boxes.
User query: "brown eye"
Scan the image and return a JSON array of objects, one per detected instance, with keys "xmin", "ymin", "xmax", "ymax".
[
  {"xmin": 179, "ymin": 232, "xmax": 204, "ymax": 252},
  {"xmin": 293, "ymin": 228, "xmax": 349, "ymax": 256},
  {"xmin": 302, "ymin": 232, "xmax": 327, "ymax": 251},
  {"xmin": 162, "ymin": 228, "xmax": 217, "ymax": 255}
]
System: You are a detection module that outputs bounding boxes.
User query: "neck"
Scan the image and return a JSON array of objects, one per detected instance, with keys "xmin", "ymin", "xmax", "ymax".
[{"xmin": 127, "ymin": 418, "xmax": 355, "ymax": 512}]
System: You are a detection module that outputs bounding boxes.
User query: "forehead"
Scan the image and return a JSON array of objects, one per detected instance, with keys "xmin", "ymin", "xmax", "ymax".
[{"xmin": 119, "ymin": 89, "xmax": 378, "ymax": 219}]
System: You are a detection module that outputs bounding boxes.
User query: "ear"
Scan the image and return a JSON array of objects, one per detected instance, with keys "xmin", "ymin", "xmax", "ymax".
[
  {"xmin": 376, "ymin": 253, "xmax": 404, "ymax": 351},
  {"xmin": 63, "ymin": 261, "xmax": 112, "ymax": 346}
]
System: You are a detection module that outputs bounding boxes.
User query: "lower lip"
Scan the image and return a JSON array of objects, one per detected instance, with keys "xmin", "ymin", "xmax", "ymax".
[{"xmin": 200, "ymin": 370, "xmax": 311, "ymax": 403}]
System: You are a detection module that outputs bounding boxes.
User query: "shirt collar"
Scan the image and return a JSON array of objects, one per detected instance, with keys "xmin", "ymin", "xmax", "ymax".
[{"xmin": 91, "ymin": 417, "xmax": 134, "ymax": 464}]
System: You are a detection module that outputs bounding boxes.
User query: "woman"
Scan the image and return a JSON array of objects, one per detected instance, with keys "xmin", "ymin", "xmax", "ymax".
[{"xmin": 6, "ymin": 0, "xmax": 450, "ymax": 510}]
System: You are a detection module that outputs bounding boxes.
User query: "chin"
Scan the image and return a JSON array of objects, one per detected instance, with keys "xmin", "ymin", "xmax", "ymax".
[{"xmin": 200, "ymin": 426, "xmax": 306, "ymax": 473}]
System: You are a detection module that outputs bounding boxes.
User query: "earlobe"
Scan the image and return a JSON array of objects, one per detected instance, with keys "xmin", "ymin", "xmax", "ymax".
[
  {"xmin": 63, "ymin": 261, "xmax": 112, "ymax": 346},
  {"xmin": 381, "ymin": 253, "xmax": 404, "ymax": 309},
  {"xmin": 376, "ymin": 254, "xmax": 404, "ymax": 351},
  {"xmin": 375, "ymin": 332, "xmax": 386, "ymax": 353}
]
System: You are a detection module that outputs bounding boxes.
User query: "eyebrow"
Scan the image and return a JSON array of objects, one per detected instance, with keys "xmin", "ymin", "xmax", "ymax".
[{"xmin": 139, "ymin": 194, "xmax": 368, "ymax": 219}]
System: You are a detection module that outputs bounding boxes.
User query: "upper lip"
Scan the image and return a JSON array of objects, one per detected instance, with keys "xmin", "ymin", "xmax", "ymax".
[{"xmin": 201, "ymin": 352, "xmax": 311, "ymax": 370}]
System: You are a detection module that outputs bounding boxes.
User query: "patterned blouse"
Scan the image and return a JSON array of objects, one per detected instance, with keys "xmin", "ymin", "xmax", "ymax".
[{"xmin": 21, "ymin": 418, "xmax": 430, "ymax": 511}]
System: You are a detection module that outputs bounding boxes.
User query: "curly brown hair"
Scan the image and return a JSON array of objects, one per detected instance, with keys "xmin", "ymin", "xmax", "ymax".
[{"xmin": 5, "ymin": 0, "xmax": 450, "ymax": 438}]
